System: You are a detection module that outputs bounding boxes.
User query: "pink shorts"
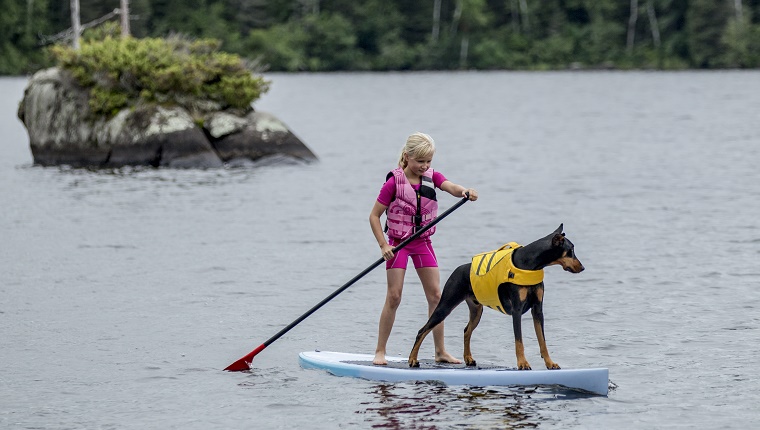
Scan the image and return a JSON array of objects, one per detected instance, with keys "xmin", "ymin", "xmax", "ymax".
[{"xmin": 385, "ymin": 237, "xmax": 438, "ymax": 270}]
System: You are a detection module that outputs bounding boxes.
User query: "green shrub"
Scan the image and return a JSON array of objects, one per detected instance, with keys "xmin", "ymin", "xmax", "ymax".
[{"xmin": 50, "ymin": 36, "xmax": 269, "ymax": 116}]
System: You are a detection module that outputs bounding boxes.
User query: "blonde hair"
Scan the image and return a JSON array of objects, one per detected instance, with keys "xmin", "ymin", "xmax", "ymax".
[{"xmin": 398, "ymin": 132, "xmax": 436, "ymax": 168}]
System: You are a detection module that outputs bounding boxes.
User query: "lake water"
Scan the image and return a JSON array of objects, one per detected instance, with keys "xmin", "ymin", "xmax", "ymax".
[{"xmin": 2, "ymin": 70, "xmax": 759, "ymax": 429}]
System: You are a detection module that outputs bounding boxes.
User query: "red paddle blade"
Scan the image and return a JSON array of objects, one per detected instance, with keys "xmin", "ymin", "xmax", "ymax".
[
  {"xmin": 224, "ymin": 344, "xmax": 265, "ymax": 372},
  {"xmin": 224, "ymin": 357, "xmax": 252, "ymax": 372}
]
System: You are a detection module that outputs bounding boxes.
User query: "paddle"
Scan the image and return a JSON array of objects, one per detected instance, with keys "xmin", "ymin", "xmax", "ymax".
[{"xmin": 224, "ymin": 193, "xmax": 471, "ymax": 371}]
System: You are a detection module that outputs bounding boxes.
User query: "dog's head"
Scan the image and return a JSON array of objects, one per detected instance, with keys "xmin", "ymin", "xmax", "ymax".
[{"xmin": 548, "ymin": 224, "xmax": 584, "ymax": 273}]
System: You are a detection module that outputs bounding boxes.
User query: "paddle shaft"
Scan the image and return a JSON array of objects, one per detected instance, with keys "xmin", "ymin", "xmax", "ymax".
[{"xmin": 225, "ymin": 194, "xmax": 470, "ymax": 371}]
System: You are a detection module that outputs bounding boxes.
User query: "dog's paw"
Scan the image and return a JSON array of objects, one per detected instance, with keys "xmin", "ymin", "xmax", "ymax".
[
  {"xmin": 463, "ymin": 354, "xmax": 476, "ymax": 367},
  {"xmin": 408, "ymin": 359, "xmax": 420, "ymax": 368},
  {"xmin": 546, "ymin": 362, "xmax": 561, "ymax": 370},
  {"xmin": 517, "ymin": 361, "xmax": 532, "ymax": 370}
]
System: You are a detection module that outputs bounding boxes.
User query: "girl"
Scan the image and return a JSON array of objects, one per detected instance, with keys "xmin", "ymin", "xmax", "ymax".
[{"xmin": 369, "ymin": 132, "xmax": 478, "ymax": 365}]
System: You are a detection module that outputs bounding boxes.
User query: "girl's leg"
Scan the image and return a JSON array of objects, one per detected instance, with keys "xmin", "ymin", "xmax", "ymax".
[
  {"xmin": 417, "ymin": 267, "xmax": 462, "ymax": 364},
  {"xmin": 374, "ymin": 268, "xmax": 405, "ymax": 365}
]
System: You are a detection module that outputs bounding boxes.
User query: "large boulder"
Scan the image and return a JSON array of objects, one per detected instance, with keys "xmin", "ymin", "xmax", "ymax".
[
  {"xmin": 208, "ymin": 111, "xmax": 318, "ymax": 164},
  {"xmin": 101, "ymin": 106, "xmax": 223, "ymax": 168},
  {"xmin": 17, "ymin": 67, "xmax": 317, "ymax": 168}
]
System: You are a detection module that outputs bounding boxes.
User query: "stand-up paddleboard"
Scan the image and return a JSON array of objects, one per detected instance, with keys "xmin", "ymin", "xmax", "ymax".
[{"xmin": 299, "ymin": 350, "xmax": 609, "ymax": 396}]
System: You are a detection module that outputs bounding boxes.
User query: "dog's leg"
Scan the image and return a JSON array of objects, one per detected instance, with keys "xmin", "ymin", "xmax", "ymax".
[
  {"xmin": 531, "ymin": 289, "xmax": 560, "ymax": 369},
  {"xmin": 409, "ymin": 264, "xmax": 469, "ymax": 367},
  {"xmin": 507, "ymin": 287, "xmax": 532, "ymax": 370},
  {"xmin": 408, "ymin": 304, "xmax": 458, "ymax": 367},
  {"xmin": 408, "ymin": 295, "xmax": 464, "ymax": 367},
  {"xmin": 513, "ymin": 312, "xmax": 531, "ymax": 370},
  {"xmin": 408, "ymin": 325, "xmax": 433, "ymax": 367},
  {"xmin": 463, "ymin": 298, "xmax": 483, "ymax": 366}
]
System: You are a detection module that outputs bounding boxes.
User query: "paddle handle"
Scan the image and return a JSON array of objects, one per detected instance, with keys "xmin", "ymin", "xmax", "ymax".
[{"xmin": 224, "ymin": 194, "xmax": 470, "ymax": 371}]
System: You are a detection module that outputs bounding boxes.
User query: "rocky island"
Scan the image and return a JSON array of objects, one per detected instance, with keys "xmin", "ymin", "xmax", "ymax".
[{"xmin": 17, "ymin": 36, "xmax": 316, "ymax": 168}]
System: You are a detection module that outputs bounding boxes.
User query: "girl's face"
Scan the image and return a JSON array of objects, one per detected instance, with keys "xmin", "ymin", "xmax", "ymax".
[{"xmin": 405, "ymin": 152, "xmax": 433, "ymax": 177}]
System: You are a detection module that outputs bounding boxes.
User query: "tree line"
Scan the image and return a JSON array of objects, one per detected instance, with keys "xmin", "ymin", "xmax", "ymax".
[{"xmin": 3, "ymin": 0, "xmax": 760, "ymax": 75}]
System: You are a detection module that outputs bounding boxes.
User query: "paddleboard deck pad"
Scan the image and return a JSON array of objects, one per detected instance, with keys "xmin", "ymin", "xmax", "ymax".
[{"xmin": 299, "ymin": 350, "xmax": 608, "ymax": 395}]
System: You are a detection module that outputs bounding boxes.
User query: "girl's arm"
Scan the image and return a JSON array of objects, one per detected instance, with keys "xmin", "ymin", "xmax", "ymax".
[
  {"xmin": 440, "ymin": 180, "xmax": 478, "ymax": 201},
  {"xmin": 370, "ymin": 201, "xmax": 395, "ymax": 260}
]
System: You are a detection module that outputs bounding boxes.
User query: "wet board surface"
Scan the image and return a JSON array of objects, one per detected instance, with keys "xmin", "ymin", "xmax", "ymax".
[{"xmin": 299, "ymin": 350, "xmax": 609, "ymax": 396}]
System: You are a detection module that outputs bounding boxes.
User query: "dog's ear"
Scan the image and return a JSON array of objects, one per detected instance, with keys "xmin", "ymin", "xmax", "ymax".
[
  {"xmin": 552, "ymin": 232, "xmax": 565, "ymax": 248},
  {"xmin": 554, "ymin": 224, "xmax": 563, "ymax": 235}
]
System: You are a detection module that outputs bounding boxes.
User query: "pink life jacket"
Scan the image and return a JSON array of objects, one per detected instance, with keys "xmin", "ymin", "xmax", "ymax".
[{"xmin": 385, "ymin": 167, "xmax": 438, "ymax": 240}]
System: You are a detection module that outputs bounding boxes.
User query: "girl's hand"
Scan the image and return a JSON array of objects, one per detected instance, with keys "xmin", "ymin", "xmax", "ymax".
[
  {"xmin": 463, "ymin": 188, "xmax": 478, "ymax": 201},
  {"xmin": 380, "ymin": 243, "xmax": 395, "ymax": 260}
]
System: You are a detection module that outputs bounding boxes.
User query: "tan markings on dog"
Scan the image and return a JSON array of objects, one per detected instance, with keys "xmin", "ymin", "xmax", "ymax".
[
  {"xmin": 518, "ymin": 287, "xmax": 528, "ymax": 301},
  {"xmin": 550, "ymin": 256, "xmax": 584, "ymax": 273},
  {"xmin": 463, "ymin": 304, "xmax": 483, "ymax": 366},
  {"xmin": 533, "ymin": 317, "xmax": 560, "ymax": 369},
  {"xmin": 408, "ymin": 327, "xmax": 435, "ymax": 367},
  {"xmin": 463, "ymin": 324, "xmax": 475, "ymax": 364},
  {"xmin": 515, "ymin": 340, "xmax": 531, "ymax": 370},
  {"xmin": 533, "ymin": 319, "xmax": 547, "ymax": 355},
  {"xmin": 536, "ymin": 287, "xmax": 544, "ymax": 302}
]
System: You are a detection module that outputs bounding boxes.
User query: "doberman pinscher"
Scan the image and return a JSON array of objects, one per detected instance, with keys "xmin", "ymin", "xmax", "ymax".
[{"xmin": 408, "ymin": 224, "xmax": 584, "ymax": 370}]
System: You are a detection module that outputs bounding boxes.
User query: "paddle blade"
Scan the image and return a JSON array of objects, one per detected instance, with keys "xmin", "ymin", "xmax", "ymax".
[
  {"xmin": 224, "ymin": 357, "xmax": 252, "ymax": 372},
  {"xmin": 224, "ymin": 344, "xmax": 265, "ymax": 372}
]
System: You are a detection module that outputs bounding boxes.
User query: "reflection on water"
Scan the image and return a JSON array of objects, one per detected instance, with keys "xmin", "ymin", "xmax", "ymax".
[{"xmin": 361, "ymin": 382, "xmax": 598, "ymax": 429}]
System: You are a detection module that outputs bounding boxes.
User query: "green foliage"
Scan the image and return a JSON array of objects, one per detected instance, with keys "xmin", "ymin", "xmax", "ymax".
[
  {"xmin": 532, "ymin": 30, "xmax": 577, "ymax": 68},
  {"xmin": 50, "ymin": 36, "xmax": 270, "ymax": 116},
  {"xmin": 82, "ymin": 21, "xmax": 121, "ymax": 42},
  {"xmin": 686, "ymin": 0, "xmax": 731, "ymax": 68},
  {"xmin": 0, "ymin": 0, "xmax": 53, "ymax": 74},
  {"xmin": 350, "ymin": 2, "xmax": 413, "ymax": 70},
  {"xmin": 470, "ymin": 31, "xmax": 532, "ymax": 69},
  {"xmin": 302, "ymin": 13, "xmax": 362, "ymax": 71},
  {"xmin": 3, "ymin": 0, "xmax": 760, "ymax": 74},
  {"xmin": 245, "ymin": 12, "xmax": 363, "ymax": 71},
  {"xmin": 245, "ymin": 24, "xmax": 307, "ymax": 71},
  {"xmin": 720, "ymin": 17, "xmax": 760, "ymax": 68}
]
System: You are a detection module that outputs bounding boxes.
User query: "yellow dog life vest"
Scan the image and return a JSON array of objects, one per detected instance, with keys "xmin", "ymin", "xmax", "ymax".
[{"xmin": 470, "ymin": 242, "xmax": 544, "ymax": 314}]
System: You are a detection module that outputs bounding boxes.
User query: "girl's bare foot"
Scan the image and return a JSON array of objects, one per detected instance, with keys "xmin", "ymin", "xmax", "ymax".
[
  {"xmin": 435, "ymin": 351, "xmax": 463, "ymax": 364},
  {"xmin": 373, "ymin": 352, "xmax": 387, "ymax": 365}
]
